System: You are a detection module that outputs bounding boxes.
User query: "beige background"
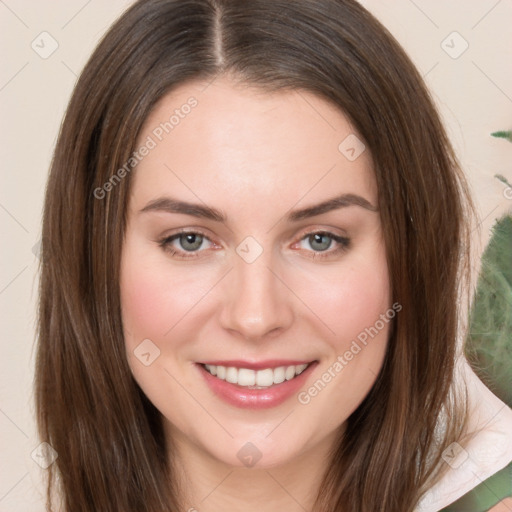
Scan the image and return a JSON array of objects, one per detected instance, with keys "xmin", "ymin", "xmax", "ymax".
[{"xmin": 1, "ymin": 1, "xmax": 511, "ymax": 510}]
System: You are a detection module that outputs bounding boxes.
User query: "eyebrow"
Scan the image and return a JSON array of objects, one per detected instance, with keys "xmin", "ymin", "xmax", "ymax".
[{"xmin": 139, "ymin": 193, "xmax": 378, "ymax": 222}]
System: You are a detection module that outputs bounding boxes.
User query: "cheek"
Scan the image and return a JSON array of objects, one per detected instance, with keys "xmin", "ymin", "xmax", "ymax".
[
  {"xmin": 299, "ymin": 239, "xmax": 391, "ymax": 400},
  {"xmin": 120, "ymin": 263, "xmax": 169, "ymax": 347},
  {"xmin": 120, "ymin": 248, "xmax": 211, "ymax": 402},
  {"xmin": 301, "ymin": 249, "xmax": 391, "ymax": 345},
  {"xmin": 337, "ymin": 266, "xmax": 390, "ymax": 339},
  {"xmin": 120, "ymin": 241, "xmax": 215, "ymax": 350},
  {"xmin": 294, "ymin": 256, "xmax": 392, "ymax": 423}
]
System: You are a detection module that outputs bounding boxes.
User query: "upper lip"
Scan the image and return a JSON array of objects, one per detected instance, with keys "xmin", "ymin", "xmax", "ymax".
[{"xmin": 197, "ymin": 359, "xmax": 316, "ymax": 370}]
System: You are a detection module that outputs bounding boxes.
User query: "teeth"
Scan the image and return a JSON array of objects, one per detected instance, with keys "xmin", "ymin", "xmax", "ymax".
[
  {"xmin": 216, "ymin": 365, "xmax": 226, "ymax": 380},
  {"xmin": 226, "ymin": 367, "xmax": 238, "ymax": 384},
  {"xmin": 238, "ymin": 368, "xmax": 256, "ymax": 386},
  {"xmin": 203, "ymin": 363, "xmax": 309, "ymax": 388}
]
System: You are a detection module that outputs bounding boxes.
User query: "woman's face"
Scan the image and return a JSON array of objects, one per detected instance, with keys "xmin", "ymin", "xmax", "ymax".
[{"xmin": 120, "ymin": 76, "xmax": 392, "ymax": 469}]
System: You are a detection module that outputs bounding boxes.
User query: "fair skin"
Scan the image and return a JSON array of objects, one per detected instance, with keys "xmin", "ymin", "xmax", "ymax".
[
  {"xmin": 489, "ymin": 498, "xmax": 512, "ymax": 511},
  {"xmin": 120, "ymin": 76, "xmax": 392, "ymax": 511}
]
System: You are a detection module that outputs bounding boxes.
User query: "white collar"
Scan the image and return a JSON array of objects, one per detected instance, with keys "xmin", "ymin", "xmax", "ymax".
[{"xmin": 415, "ymin": 358, "xmax": 512, "ymax": 511}]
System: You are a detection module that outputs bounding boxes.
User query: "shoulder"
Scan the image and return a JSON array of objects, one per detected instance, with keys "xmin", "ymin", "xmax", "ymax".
[
  {"xmin": 415, "ymin": 361, "xmax": 512, "ymax": 511},
  {"xmin": 437, "ymin": 460, "xmax": 512, "ymax": 511}
]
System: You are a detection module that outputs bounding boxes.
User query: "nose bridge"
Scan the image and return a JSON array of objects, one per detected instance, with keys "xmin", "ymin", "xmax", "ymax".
[{"xmin": 219, "ymin": 241, "xmax": 293, "ymax": 339}]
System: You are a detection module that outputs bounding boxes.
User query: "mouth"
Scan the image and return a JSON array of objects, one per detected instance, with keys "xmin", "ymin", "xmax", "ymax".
[
  {"xmin": 197, "ymin": 360, "xmax": 317, "ymax": 389},
  {"xmin": 195, "ymin": 359, "xmax": 319, "ymax": 409}
]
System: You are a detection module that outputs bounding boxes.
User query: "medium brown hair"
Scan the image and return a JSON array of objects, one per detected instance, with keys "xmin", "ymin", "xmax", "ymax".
[{"xmin": 35, "ymin": 0, "xmax": 475, "ymax": 510}]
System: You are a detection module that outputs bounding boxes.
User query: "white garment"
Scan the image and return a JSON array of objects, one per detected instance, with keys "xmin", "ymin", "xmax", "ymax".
[{"xmin": 415, "ymin": 358, "xmax": 512, "ymax": 511}]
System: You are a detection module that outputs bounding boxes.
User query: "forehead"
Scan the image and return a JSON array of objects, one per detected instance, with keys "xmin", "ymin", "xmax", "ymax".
[{"xmin": 130, "ymin": 76, "xmax": 376, "ymax": 214}]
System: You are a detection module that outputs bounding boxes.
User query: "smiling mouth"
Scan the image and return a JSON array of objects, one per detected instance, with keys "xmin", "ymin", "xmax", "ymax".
[{"xmin": 200, "ymin": 362, "xmax": 315, "ymax": 389}]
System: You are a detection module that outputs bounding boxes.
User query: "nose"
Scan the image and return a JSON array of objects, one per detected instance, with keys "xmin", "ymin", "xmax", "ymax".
[{"xmin": 219, "ymin": 248, "xmax": 295, "ymax": 341}]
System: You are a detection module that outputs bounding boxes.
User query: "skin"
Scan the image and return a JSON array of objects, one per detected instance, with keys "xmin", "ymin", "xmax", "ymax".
[
  {"xmin": 489, "ymin": 498, "xmax": 512, "ymax": 511},
  {"xmin": 120, "ymin": 75, "xmax": 392, "ymax": 511}
]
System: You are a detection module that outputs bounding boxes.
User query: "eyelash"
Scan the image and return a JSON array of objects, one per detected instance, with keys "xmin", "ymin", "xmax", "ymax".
[{"xmin": 157, "ymin": 228, "xmax": 350, "ymax": 261}]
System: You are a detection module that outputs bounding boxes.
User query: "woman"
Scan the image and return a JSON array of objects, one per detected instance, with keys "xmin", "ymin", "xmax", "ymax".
[{"xmin": 34, "ymin": 0, "xmax": 512, "ymax": 510}]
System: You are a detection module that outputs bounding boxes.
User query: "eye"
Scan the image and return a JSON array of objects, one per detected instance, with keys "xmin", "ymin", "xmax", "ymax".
[
  {"xmin": 294, "ymin": 231, "xmax": 350, "ymax": 259},
  {"xmin": 158, "ymin": 230, "xmax": 215, "ymax": 259},
  {"xmin": 158, "ymin": 229, "xmax": 350, "ymax": 260}
]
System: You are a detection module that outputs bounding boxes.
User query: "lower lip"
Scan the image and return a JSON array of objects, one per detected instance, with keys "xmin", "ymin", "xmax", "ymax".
[{"xmin": 196, "ymin": 361, "xmax": 318, "ymax": 409}]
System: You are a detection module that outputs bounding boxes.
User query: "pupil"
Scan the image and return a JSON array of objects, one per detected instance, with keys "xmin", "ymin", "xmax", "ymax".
[
  {"xmin": 311, "ymin": 234, "xmax": 330, "ymax": 251},
  {"xmin": 182, "ymin": 233, "xmax": 202, "ymax": 251}
]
